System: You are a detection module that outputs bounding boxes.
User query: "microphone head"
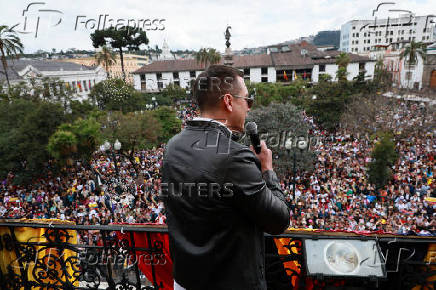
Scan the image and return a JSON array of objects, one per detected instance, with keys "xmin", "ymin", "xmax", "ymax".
[{"xmin": 245, "ymin": 122, "xmax": 258, "ymax": 135}]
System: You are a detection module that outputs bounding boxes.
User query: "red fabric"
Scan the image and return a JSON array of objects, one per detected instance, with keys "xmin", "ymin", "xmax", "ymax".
[{"xmin": 114, "ymin": 223, "xmax": 174, "ymax": 290}]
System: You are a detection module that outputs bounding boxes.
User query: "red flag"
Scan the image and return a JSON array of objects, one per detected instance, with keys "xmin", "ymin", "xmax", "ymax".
[{"xmin": 283, "ymin": 71, "xmax": 289, "ymax": 81}]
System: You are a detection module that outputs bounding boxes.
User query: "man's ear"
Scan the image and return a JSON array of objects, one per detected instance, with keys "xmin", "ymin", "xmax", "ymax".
[{"xmin": 223, "ymin": 93, "xmax": 233, "ymax": 112}]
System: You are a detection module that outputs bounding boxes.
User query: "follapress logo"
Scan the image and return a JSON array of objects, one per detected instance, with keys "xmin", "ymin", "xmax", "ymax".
[{"xmin": 11, "ymin": 2, "xmax": 166, "ymax": 38}]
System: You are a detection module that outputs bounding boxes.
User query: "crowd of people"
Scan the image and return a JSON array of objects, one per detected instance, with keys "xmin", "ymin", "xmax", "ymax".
[{"xmin": 0, "ymin": 98, "xmax": 435, "ymax": 237}]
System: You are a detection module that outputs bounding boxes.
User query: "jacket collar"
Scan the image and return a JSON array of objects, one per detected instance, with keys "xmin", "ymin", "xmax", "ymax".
[{"xmin": 186, "ymin": 118, "xmax": 244, "ymax": 142}]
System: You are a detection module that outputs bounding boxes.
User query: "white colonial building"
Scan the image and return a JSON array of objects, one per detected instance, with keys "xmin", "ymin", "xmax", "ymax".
[
  {"xmin": 340, "ymin": 15, "xmax": 435, "ymax": 54},
  {"xmin": 132, "ymin": 42, "xmax": 376, "ymax": 92},
  {"xmin": 0, "ymin": 59, "xmax": 107, "ymax": 100}
]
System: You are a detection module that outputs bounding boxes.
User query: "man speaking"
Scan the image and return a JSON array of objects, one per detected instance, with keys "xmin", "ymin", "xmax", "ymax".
[{"xmin": 161, "ymin": 65, "xmax": 290, "ymax": 290}]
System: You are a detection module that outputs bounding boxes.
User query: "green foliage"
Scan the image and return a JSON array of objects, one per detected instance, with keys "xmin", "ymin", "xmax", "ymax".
[
  {"xmin": 161, "ymin": 83, "xmax": 187, "ymax": 103},
  {"xmin": 335, "ymin": 52, "xmax": 350, "ymax": 82},
  {"xmin": 49, "ymin": 117, "xmax": 102, "ymax": 164},
  {"xmin": 47, "ymin": 130, "xmax": 77, "ymax": 161},
  {"xmin": 89, "ymin": 78, "xmax": 144, "ymax": 112},
  {"xmin": 368, "ymin": 133, "xmax": 399, "ymax": 189},
  {"xmin": 0, "ymin": 25, "xmax": 24, "ymax": 88},
  {"xmin": 195, "ymin": 48, "xmax": 221, "ymax": 66},
  {"xmin": 100, "ymin": 111, "xmax": 162, "ymax": 172},
  {"xmin": 304, "ymin": 81, "xmax": 353, "ymax": 131},
  {"xmin": 245, "ymin": 81, "xmax": 306, "ymax": 108},
  {"xmin": 0, "ymin": 99, "xmax": 65, "ymax": 183},
  {"xmin": 7, "ymin": 76, "xmax": 76, "ymax": 109},
  {"xmin": 152, "ymin": 106, "xmax": 182, "ymax": 143},
  {"xmin": 246, "ymin": 102, "xmax": 315, "ymax": 176},
  {"xmin": 67, "ymin": 99, "xmax": 99, "ymax": 122},
  {"xmin": 318, "ymin": 74, "xmax": 332, "ymax": 82},
  {"xmin": 95, "ymin": 45, "xmax": 116, "ymax": 78},
  {"xmin": 90, "ymin": 26, "xmax": 149, "ymax": 79}
]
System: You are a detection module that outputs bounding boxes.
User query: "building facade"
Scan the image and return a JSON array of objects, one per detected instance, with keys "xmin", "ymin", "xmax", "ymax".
[
  {"xmin": 0, "ymin": 60, "xmax": 107, "ymax": 100},
  {"xmin": 62, "ymin": 53, "xmax": 149, "ymax": 84},
  {"xmin": 132, "ymin": 42, "xmax": 376, "ymax": 92},
  {"xmin": 422, "ymin": 43, "xmax": 436, "ymax": 90},
  {"xmin": 340, "ymin": 15, "xmax": 435, "ymax": 54}
]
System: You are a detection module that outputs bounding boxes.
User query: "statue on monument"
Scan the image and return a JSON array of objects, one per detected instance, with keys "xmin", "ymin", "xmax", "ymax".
[{"xmin": 225, "ymin": 26, "xmax": 232, "ymax": 48}]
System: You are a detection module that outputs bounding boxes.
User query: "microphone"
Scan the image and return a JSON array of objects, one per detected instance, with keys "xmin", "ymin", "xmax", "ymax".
[{"xmin": 245, "ymin": 122, "xmax": 261, "ymax": 154}]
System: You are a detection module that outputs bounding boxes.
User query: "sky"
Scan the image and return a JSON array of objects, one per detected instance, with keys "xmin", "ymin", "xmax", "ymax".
[{"xmin": 1, "ymin": 0, "xmax": 435, "ymax": 53}]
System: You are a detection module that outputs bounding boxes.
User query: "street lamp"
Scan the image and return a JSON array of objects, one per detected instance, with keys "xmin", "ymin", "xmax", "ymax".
[
  {"xmin": 101, "ymin": 139, "xmax": 122, "ymax": 178},
  {"xmin": 285, "ymin": 137, "xmax": 308, "ymax": 197}
]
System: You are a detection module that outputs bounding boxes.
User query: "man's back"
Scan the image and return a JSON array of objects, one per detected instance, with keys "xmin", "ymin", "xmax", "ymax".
[{"xmin": 162, "ymin": 120, "xmax": 290, "ymax": 290}]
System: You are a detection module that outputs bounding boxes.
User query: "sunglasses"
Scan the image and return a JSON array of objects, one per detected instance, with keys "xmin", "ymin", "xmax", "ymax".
[{"xmin": 221, "ymin": 93, "xmax": 255, "ymax": 108}]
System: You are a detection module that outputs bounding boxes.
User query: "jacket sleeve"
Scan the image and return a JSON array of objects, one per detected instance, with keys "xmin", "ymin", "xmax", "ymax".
[{"xmin": 225, "ymin": 147, "xmax": 290, "ymax": 235}]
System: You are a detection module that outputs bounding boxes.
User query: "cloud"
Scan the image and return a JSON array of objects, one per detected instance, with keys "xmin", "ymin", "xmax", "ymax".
[{"xmin": 1, "ymin": 0, "xmax": 434, "ymax": 53}]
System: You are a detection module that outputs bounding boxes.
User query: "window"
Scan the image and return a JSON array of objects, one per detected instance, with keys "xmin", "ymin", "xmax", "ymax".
[
  {"xmin": 173, "ymin": 72, "xmax": 179, "ymax": 79},
  {"xmin": 390, "ymin": 31, "xmax": 393, "ymax": 35},
  {"xmin": 261, "ymin": 67, "xmax": 267, "ymax": 75},
  {"xmin": 190, "ymin": 71, "xmax": 196, "ymax": 78},
  {"xmin": 261, "ymin": 76, "xmax": 268, "ymax": 83},
  {"xmin": 83, "ymin": 80, "xmax": 88, "ymax": 92},
  {"xmin": 352, "ymin": 26, "xmax": 356, "ymax": 30},
  {"xmin": 140, "ymin": 74, "xmax": 145, "ymax": 81},
  {"xmin": 356, "ymin": 33, "xmax": 359, "ymax": 37},
  {"xmin": 319, "ymin": 64, "xmax": 326, "ymax": 72},
  {"xmin": 157, "ymin": 81, "xmax": 163, "ymax": 89},
  {"xmin": 157, "ymin": 73, "xmax": 162, "ymax": 79},
  {"xmin": 174, "ymin": 80, "xmax": 180, "ymax": 87},
  {"xmin": 243, "ymin": 68, "xmax": 250, "ymax": 75},
  {"xmin": 359, "ymin": 63, "xmax": 365, "ymax": 71}
]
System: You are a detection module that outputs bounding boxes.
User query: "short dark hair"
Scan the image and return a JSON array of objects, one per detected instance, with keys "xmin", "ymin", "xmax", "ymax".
[{"xmin": 192, "ymin": 65, "xmax": 244, "ymax": 111}]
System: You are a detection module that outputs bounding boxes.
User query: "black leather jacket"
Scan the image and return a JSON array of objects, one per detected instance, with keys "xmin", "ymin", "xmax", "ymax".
[{"xmin": 161, "ymin": 119, "xmax": 290, "ymax": 290}]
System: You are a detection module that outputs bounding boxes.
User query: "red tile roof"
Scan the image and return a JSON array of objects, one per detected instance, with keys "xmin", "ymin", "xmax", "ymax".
[{"xmin": 132, "ymin": 42, "xmax": 373, "ymax": 74}]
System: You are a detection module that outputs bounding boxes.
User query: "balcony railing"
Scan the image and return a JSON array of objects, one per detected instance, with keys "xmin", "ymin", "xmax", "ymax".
[{"xmin": 0, "ymin": 222, "xmax": 435, "ymax": 289}]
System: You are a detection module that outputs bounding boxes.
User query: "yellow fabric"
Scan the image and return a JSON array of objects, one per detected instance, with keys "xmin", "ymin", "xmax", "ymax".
[
  {"xmin": 412, "ymin": 243, "xmax": 436, "ymax": 290},
  {"xmin": 274, "ymin": 238, "xmax": 301, "ymax": 288},
  {"xmin": 0, "ymin": 219, "xmax": 78, "ymax": 289}
]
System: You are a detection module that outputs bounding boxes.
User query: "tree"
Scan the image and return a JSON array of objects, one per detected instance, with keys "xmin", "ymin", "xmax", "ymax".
[
  {"xmin": 340, "ymin": 94, "xmax": 395, "ymax": 136},
  {"xmin": 368, "ymin": 133, "xmax": 398, "ymax": 189},
  {"xmin": 335, "ymin": 52, "xmax": 350, "ymax": 82},
  {"xmin": 373, "ymin": 58, "xmax": 392, "ymax": 89},
  {"xmin": 153, "ymin": 106, "xmax": 182, "ymax": 144},
  {"xmin": 95, "ymin": 45, "xmax": 116, "ymax": 78},
  {"xmin": 161, "ymin": 83, "xmax": 187, "ymax": 103},
  {"xmin": 0, "ymin": 99, "xmax": 65, "ymax": 183},
  {"xmin": 245, "ymin": 102, "xmax": 315, "ymax": 176},
  {"xmin": 195, "ymin": 48, "xmax": 221, "ymax": 67},
  {"xmin": 100, "ymin": 111, "xmax": 162, "ymax": 173},
  {"xmin": 400, "ymin": 41, "xmax": 426, "ymax": 88},
  {"xmin": 0, "ymin": 25, "xmax": 24, "ymax": 88},
  {"xmin": 7, "ymin": 76, "xmax": 76, "ymax": 110},
  {"xmin": 91, "ymin": 26, "xmax": 148, "ymax": 80},
  {"xmin": 304, "ymin": 80, "xmax": 353, "ymax": 131},
  {"xmin": 245, "ymin": 82, "xmax": 306, "ymax": 108},
  {"xmin": 89, "ymin": 78, "xmax": 145, "ymax": 112}
]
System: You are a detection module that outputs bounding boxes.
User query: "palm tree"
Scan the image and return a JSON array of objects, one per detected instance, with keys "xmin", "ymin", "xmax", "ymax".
[
  {"xmin": 0, "ymin": 25, "xmax": 24, "ymax": 88},
  {"xmin": 335, "ymin": 52, "xmax": 350, "ymax": 82},
  {"xmin": 400, "ymin": 41, "xmax": 426, "ymax": 89},
  {"xmin": 195, "ymin": 48, "xmax": 221, "ymax": 68},
  {"xmin": 95, "ymin": 45, "xmax": 116, "ymax": 78}
]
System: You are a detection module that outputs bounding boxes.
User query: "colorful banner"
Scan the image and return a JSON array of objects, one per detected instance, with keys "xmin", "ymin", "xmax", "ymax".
[
  {"xmin": 0, "ymin": 219, "xmax": 78, "ymax": 289},
  {"xmin": 114, "ymin": 224, "xmax": 174, "ymax": 290}
]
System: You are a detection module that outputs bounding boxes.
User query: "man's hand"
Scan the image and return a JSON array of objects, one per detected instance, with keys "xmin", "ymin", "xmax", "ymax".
[{"xmin": 250, "ymin": 140, "xmax": 273, "ymax": 173}]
